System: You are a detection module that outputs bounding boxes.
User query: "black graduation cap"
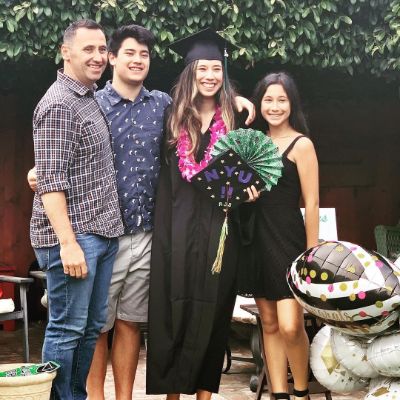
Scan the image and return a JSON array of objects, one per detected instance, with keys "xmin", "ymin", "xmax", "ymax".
[
  {"xmin": 192, "ymin": 149, "xmax": 264, "ymax": 211},
  {"xmin": 169, "ymin": 28, "xmax": 237, "ymax": 65}
]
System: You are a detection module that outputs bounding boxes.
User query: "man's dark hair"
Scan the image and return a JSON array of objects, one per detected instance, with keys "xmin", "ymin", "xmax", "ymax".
[
  {"xmin": 108, "ymin": 24, "xmax": 155, "ymax": 55},
  {"xmin": 63, "ymin": 19, "xmax": 104, "ymax": 44}
]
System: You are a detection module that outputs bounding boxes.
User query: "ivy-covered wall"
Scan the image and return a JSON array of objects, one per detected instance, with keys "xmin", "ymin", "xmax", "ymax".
[{"xmin": 1, "ymin": 0, "xmax": 400, "ymax": 78}]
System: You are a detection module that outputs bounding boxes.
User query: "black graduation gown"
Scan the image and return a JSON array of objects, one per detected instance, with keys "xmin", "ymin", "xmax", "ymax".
[{"xmin": 146, "ymin": 129, "xmax": 239, "ymax": 395}]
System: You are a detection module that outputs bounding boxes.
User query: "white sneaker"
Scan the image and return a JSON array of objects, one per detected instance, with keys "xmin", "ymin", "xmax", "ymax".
[{"xmin": 41, "ymin": 289, "xmax": 48, "ymax": 308}]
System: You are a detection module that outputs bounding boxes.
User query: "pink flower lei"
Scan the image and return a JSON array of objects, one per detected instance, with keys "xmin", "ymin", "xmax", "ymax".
[{"xmin": 177, "ymin": 106, "xmax": 227, "ymax": 182}]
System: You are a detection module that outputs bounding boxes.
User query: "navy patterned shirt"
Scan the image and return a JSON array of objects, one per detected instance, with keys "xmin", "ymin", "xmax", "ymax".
[{"xmin": 96, "ymin": 82, "xmax": 171, "ymax": 234}]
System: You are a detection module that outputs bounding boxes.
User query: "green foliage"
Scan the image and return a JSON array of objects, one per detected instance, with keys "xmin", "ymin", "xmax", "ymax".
[{"xmin": 0, "ymin": 0, "xmax": 399, "ymax": 77}]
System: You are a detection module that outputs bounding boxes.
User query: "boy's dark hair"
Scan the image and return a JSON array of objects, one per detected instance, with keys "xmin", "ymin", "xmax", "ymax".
[
  {"xmin": 108, "ymin": 24, "xmax": 155, "ymax": 55},
  {"xmin": 63, "ymin": 19, "xmax": 104, "ymax": 44}
]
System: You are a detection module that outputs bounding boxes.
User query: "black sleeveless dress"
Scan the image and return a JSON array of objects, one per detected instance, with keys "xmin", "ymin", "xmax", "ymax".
[{"xmin": 238, "ymin": 135, "xmax": 307, "ymax": 300}]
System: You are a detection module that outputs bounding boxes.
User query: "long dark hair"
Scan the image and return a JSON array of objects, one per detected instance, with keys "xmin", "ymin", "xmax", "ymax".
[
  {"xmin": 167, "ymin": 61, "xmax": 237, "ymax": 155},
  {"xmin": 252, "ymin": 72, "xmax": 309, "ymax": 135}
]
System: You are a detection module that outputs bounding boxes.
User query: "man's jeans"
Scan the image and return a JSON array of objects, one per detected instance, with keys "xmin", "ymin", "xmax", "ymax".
[{"xmin": 34, "ymin": 234, "xmax": 118, "ymax": 400}]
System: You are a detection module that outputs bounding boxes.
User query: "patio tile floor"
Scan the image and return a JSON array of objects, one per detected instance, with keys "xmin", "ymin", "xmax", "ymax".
[{"xmin": 0, "ymin": 322, "xmax": 365, "ymax": 399}]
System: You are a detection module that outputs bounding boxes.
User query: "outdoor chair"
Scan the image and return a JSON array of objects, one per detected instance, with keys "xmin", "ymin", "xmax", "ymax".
[
  {"xmin": 225, "ymin": 297, "xmax": 261, "ymax": 392},
  {"xmin": 0, "ymin": 275, "xmax": 34, "ymax": 362},
  {"xmin": 374, "ymin": 223, "xmax": 400, "ymax": 260}
]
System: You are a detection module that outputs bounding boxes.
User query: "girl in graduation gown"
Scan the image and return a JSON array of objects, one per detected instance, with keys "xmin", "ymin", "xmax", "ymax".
[{"xmin": 146, "ymin": 29, "xmax": 257, "ymax": 399}]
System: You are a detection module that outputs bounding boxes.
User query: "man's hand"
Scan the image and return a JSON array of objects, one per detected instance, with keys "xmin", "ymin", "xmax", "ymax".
[
  {"xmin": 60, "ymin": 240, "xmax": 88, "ymax": 279},
  {"xmin": 41, "ymin": 191, "xmax": 88, "ymax": 279},
  {"xmin": 245, "ymin": 185, "xmax": 260, "ymax": 202},
  {"xmin": 235, "ymin": 96, "xmax": 256, "ymax": 126},
  {"xmin": 27, "ymin": 167, "xmax": 37, "ymax": 192}
]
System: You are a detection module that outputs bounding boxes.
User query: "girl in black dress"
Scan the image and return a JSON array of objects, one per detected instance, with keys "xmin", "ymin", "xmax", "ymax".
[
  {"xmin": 146, "ymin": 29, "xmax": 257, "ymax": 400},
  {"xmin": 245, "ymin": 72, "xmax": 319, "ymax": 400}
]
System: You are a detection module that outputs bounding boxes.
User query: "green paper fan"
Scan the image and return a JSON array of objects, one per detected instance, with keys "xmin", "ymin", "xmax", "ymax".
[{"xmin": 211, "ymin": 128, "xmax": 283, "ymax": 191}]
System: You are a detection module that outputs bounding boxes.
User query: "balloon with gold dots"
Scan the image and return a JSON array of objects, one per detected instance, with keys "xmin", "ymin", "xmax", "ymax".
[{"xmin": 287, "ymin": 241, "xmax": 400, "ymax": 336}]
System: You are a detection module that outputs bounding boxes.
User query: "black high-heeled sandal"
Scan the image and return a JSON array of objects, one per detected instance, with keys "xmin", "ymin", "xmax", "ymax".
[
  {"xmin": 293, "ymin": 388, "xmax": 310, "ymax": 399},
  {"xmin": 272, "ymin": 393, "xmax": 290, "ymax": 399}
]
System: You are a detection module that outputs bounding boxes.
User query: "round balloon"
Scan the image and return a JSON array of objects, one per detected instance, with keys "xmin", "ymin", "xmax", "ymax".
[
  {"xmin": 366, "ymin": 377, "xmax": 400, "ymax": 399},
  {"xmin": 310, "ymin": 325, "xmax": 369, "ymax": 392},
  {"xmin": 288, "ymin": 240, "xmax": 400, "ymax": 336},
  {"xmin": 367, "ymin": 333, "xmax": 400, "ymax": 377},
  {"xmin": 330, "ymin": 329, "xmax": 379, "ymax": 378}
]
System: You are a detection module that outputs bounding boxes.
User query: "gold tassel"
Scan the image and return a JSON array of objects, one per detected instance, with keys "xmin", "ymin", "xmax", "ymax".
[{"xmin": 211, "ymin": 213, "xmax": 229, "ymax": 274}]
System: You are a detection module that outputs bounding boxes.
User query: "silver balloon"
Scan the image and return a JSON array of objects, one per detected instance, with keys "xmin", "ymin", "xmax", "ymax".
[
  {"xmin": 310, "ymin": 325, "xmax": 369, "ymax": 393},
  {"xmin": 330, "ymin": 329, "xmax": 379, "ymax": 378},
  {"xmin": 367, "ymin": 333, "xmax": 400, "ymax": 377},
  {"xmin": 366, "ymin": 377, "xmax": 400, "ymax": 399}
]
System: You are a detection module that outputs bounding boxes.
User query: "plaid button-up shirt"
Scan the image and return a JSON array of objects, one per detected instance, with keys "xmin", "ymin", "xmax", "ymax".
[{"xmin": 30, "ymin": 70, "xmax": 124, "ymax": 248}]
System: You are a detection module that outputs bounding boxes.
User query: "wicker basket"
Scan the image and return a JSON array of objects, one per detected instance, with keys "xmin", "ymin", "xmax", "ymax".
[
  {"xmin": 374, "ymin": 224, "xmax": 400, "ymax": 259},
  {"xmin": 0, "ymin": 363, "xmax": 56, "ymax": 400}
]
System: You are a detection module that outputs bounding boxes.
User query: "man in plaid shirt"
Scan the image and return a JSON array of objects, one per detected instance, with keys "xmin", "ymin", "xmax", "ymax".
[{"xmin": 30, "ymin": 19, "xmax": 124, "ymax": 400}]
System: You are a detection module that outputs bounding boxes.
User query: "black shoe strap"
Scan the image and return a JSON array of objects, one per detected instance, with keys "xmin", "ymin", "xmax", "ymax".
[
  {"xmin": 293, "ymin": 388, "xmax": 309, "ymax": 397},
  {"xmin": 273, "ymin": 393, "xmax": 290, "ymax": 399}
]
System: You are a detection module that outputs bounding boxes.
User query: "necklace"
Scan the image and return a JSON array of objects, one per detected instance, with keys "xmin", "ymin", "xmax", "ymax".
[
  {"xmin": 177, "ymin": 106, "xmax": 227, "ymax": 182},
  {"xmin": 268, "ymin": 134, "xmax": 292, "ymax": 139}
]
